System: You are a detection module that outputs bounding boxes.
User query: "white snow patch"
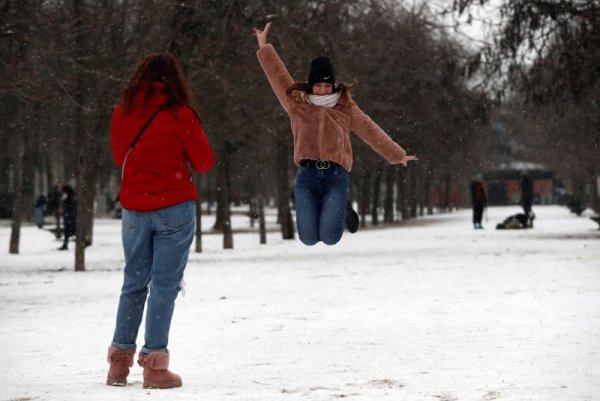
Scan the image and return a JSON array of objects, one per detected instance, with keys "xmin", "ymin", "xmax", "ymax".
[{"xmin": 1, "ymin": 205, "xmax": 599, "ymax": 400}]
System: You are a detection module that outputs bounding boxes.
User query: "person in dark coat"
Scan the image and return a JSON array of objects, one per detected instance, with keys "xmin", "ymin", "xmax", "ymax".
[
  {"xmin": 521, "ymin": 174, "xmax": 534, "ymax": 227},
  {"xmin": 496, "ymin": 213, "xmax": 534, "ymax": 229},
  {"xmin": 34, "ymin": 195, "xmax": 47, "ymax": 228},
  {"xmin": 58, "ymin": 184, "xmax": 76, "ymax": 250},
  {"xmin": 47, "ymin": 186, "xmax": 62, "ymax": 236},
  {"xmin": 470, "ymin": 178, "xmax": 487, "ymax": 229}
]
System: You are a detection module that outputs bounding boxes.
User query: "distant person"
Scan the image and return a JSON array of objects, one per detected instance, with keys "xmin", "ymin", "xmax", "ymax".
[
  {"xmin": 470, "ymin": 177, "xmax": 487, "ymax": 229},
  {"xmin": 34, "ymin": 195, "xmax": 47, "ymax": 228},
  {"xmin": 113, "ymin": 195, "xmax": 122, "ymax": 219},
  {"xmin": 47, "ymin": 186, "xmax": 62, "ymax": 236},
  {"xmin": 496, "ymin": 212, "xmax": 534, "ymax": 229},
  {"xmin": 521, "ymin": 174, "xmax": 534, "ymax": 227},
  {"xmin": 58, "ymin": 184, "xmax": 76, "ymax": 250},
  {"xmin": 253, "ymin": 22, "xmax": 417, "ymax": 245},
  {"xmin": 107, "ymin": 53, "xmax": 215, "ymax": 389}
]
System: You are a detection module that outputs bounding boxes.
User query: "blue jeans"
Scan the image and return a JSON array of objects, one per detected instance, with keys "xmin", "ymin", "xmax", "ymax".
[
  {"xmin": 111, "ymin": 200, "xmax": 195, "ymax": 354},
  {"xmin": 34, "ymin": 207, "xmax": 45, "ymax": 227},
  {"xmin": 294, "ymin": 164, "xmax": 349, "ymax": 246}
]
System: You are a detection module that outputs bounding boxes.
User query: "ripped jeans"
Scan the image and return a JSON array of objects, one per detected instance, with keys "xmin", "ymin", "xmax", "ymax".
[{"xmin": 111, "ymin": 200, "xmax": 195, "ymax": 354}]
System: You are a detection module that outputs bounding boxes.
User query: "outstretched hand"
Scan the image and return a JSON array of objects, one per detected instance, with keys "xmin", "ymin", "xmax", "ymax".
[
  {"xmin": 399, "ymin": 155, "xmax": 418, "ymax": 167},
  {"xmin": 253, "ymin": 22, "xmax": 271, "ymax": 48}
]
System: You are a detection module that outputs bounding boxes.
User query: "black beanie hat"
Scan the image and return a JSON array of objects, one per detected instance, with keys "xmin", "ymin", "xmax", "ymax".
[{"xmin": 307, "ymin": 56, "xmax": 336, "ymax": 88}]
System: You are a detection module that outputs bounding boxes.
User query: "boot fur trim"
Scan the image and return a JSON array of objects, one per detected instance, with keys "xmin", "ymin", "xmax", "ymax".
[
  {"xmin": 107, "ymin": 346, "xmax": 134, "ymax": 367},
  {"xmin": 138, "ymin": 351, "xmax": 170, "ymax": 370}
]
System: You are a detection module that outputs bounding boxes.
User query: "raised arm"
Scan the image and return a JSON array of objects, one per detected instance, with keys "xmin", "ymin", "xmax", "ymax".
[{"xmin": 253, "ymin": 22, "xmax": 294, "ymax": 112}]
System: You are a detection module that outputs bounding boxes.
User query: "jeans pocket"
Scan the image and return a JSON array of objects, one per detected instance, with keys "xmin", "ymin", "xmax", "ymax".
[
  {"xmin": 332, "ymin": 165, "xmax": 349, "ymax": 181},
  {"xmin": 122, "ymin": 209, "xmax": 138, "ymax": 231},
  {"xmin": 158, "ymin": 201, "xmax": 192, "ymax": 229}
]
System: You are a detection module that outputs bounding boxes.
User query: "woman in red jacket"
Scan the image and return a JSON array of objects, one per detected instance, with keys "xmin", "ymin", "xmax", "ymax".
[{"xmin": 106, "ymin": 53, "xmax": 215, "ymax": 389}]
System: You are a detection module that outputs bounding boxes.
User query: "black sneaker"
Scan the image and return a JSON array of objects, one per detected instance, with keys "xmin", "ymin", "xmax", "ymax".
[{"xmin": 346, "ymin": 202, "xmax": 359, "ymax": 233}]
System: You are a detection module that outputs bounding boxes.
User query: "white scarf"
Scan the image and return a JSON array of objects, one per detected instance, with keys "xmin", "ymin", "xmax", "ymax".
[{"xmin": 304, "ymin": 92, "xmax": 341, "ymax": 108}]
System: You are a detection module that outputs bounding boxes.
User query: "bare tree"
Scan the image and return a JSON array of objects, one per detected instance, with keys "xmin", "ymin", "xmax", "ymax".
[{"xmin": 451, "ymin": 0, "xmax": 600, "ymax": 211}]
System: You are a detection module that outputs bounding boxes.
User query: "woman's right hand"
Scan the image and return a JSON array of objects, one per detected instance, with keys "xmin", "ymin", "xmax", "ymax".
[
  {"xmin": 253, "ymin": 22, "xmax": 271, "ymax": 48},
  {"xmin": 399, "ymin": 155, "xmax": 419, "ymax": 167}
]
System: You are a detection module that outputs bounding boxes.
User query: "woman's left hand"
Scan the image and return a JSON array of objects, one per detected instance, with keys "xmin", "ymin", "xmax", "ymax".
[{"xmin": 399, "ymin": 155, "xmax": 418, "ymax": 167}]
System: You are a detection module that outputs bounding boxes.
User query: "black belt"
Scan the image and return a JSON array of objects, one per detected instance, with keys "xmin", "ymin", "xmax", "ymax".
[{"xmin": 300, "ymin": 159, "xmax": 340, "ymax": 169}]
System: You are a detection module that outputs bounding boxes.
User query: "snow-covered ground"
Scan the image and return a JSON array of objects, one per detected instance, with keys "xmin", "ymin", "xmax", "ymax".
[{"xmin": 1, "ymin": 205, "xmax": 599, "ymax": 401}]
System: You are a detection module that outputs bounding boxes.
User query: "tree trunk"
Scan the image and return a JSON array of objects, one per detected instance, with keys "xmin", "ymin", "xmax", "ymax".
[
  {"xmin": 255, "ymin": 146, "xmax": 267, "ymax": 244},
  {"xmin": 258, "ymin": 192, "xmax": 267, "ymax": 244},
  {"xmin": 7, "ymin": 17, "xmax": 29, "ymax": 254},
  {"xmin": 73, "ymin": 0, "xmax": 87, "ymax": 272},
  {"xmin": 74, "ymin": 114, "xmax": 87, "ymax": 271},
  {"xmin": 371, "ymin": 166, "xmax": 383, "ymax": 226},
  {"xmin": 360, "ymin": 173, "xmax": 369, "ymax": 227},
  {"xmin": 426, "ymin": 167, "xmax": 434, "ymax": 215},
  {"xmin": 419, "ymin": 165, "xmax": 427, "ymax": 216},
  {"xmin": 22, "ymin": 123, "xmax": 36, "ymax": 223},
  {"xmin": 249, "ymin": 200, "xmax": 256, "ymax": 228},
  {"xmin": 205, "ymin": 174, "xmax": 214, "ymax": 215},
  {"xmin": 214, "ymin": 189, "xmax": 225, "ymax": 231},
  {"xmin": 442, "ymin": 173, "xmax": 452, "ymax": 213},
  {"xmin": 194, "ymin": 174, "xmax": 203, "ymax": 253},
  {"xmin": 73, "ymin": 93, "xmax": 96, "ymax": 270},
  {"xmin": 276, "ymin": 136, "xmax": 294, "ymax": 240},
  {"xmin": 398, "ymin": 168, "xmax": 410, "ymax": 220},
  {"xmin": 213, "ymin": 142, "xmax": 234, "ymax": 239},
  {"xmin": 572, "ymin": 173, "xmax": 586, "ymax": 213},
  {"xmin": 410, "ymin": 166, "xmax": 418, "ymax": 218},
  {"xmin": 8, "ymin": 133, "xmax": 25, "ymax": 254},
  {"xmin": 589, "ymin": 166, "xmax": 599, "ymax": 214},
  {"xmin": 383, "ymin": 164, "xmax": 395, "ymax": 223},
  {"xmin": 396, "ymin": 168, "xmax": 406, "ymax": 220},
  {"xmin": 214, "ymin": 140, "xmax": 235, "ymax": 249},
  {"xmin": 214, "ymin": 148, "xmax": 234, "ymax": 248}
]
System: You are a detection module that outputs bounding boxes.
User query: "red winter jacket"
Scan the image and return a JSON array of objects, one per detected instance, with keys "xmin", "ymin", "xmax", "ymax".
[{"xmin": 110, "ymin": 83, "xmax": 215, "ymax": 211}]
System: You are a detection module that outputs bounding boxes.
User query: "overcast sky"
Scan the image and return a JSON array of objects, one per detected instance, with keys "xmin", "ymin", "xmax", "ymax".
[{"xmin": 407, "ymin": 0, "xmax": 504, "ymax": 50}]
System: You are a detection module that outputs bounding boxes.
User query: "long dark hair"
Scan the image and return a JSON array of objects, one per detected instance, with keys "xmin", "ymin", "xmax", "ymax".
[{"xmin": 119, "ymin": 53, "xmax": 196, "ymax": 112}]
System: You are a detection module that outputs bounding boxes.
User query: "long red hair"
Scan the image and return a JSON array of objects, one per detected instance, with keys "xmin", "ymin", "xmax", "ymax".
[{"xmin": 119, "ymin": 53, "xmax": 196, "ymax": 112}]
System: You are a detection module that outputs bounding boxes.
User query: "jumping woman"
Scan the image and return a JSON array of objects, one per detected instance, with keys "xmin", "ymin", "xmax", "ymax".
[{"xmin": 253, "ymin": 22, "xmax": 417, "ymax": 246}]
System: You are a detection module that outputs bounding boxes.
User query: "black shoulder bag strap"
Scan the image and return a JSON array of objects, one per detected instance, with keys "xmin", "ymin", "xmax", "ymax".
[
  {"xmin": 121, "ymin": 105, "xmax": 168, "ymax": 179},
  {"xmin": 129, "ymin": 104, "xmax": 168, "ymax": 149}
]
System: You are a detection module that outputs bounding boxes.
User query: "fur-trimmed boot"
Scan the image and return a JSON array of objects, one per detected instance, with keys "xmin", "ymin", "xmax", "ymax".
[
  {"xmin": 138, "ymin": 351, "xmax": 182, "ymax": 389},
  {"xmin": 106, "ymin": 346, "xmax": 135, "ymax": 386}
]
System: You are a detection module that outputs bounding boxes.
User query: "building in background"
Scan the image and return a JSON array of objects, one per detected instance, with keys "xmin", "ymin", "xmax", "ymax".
[{"xmin": 483, "ymin": 161, "xmax": 554, "ymax": 205}]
